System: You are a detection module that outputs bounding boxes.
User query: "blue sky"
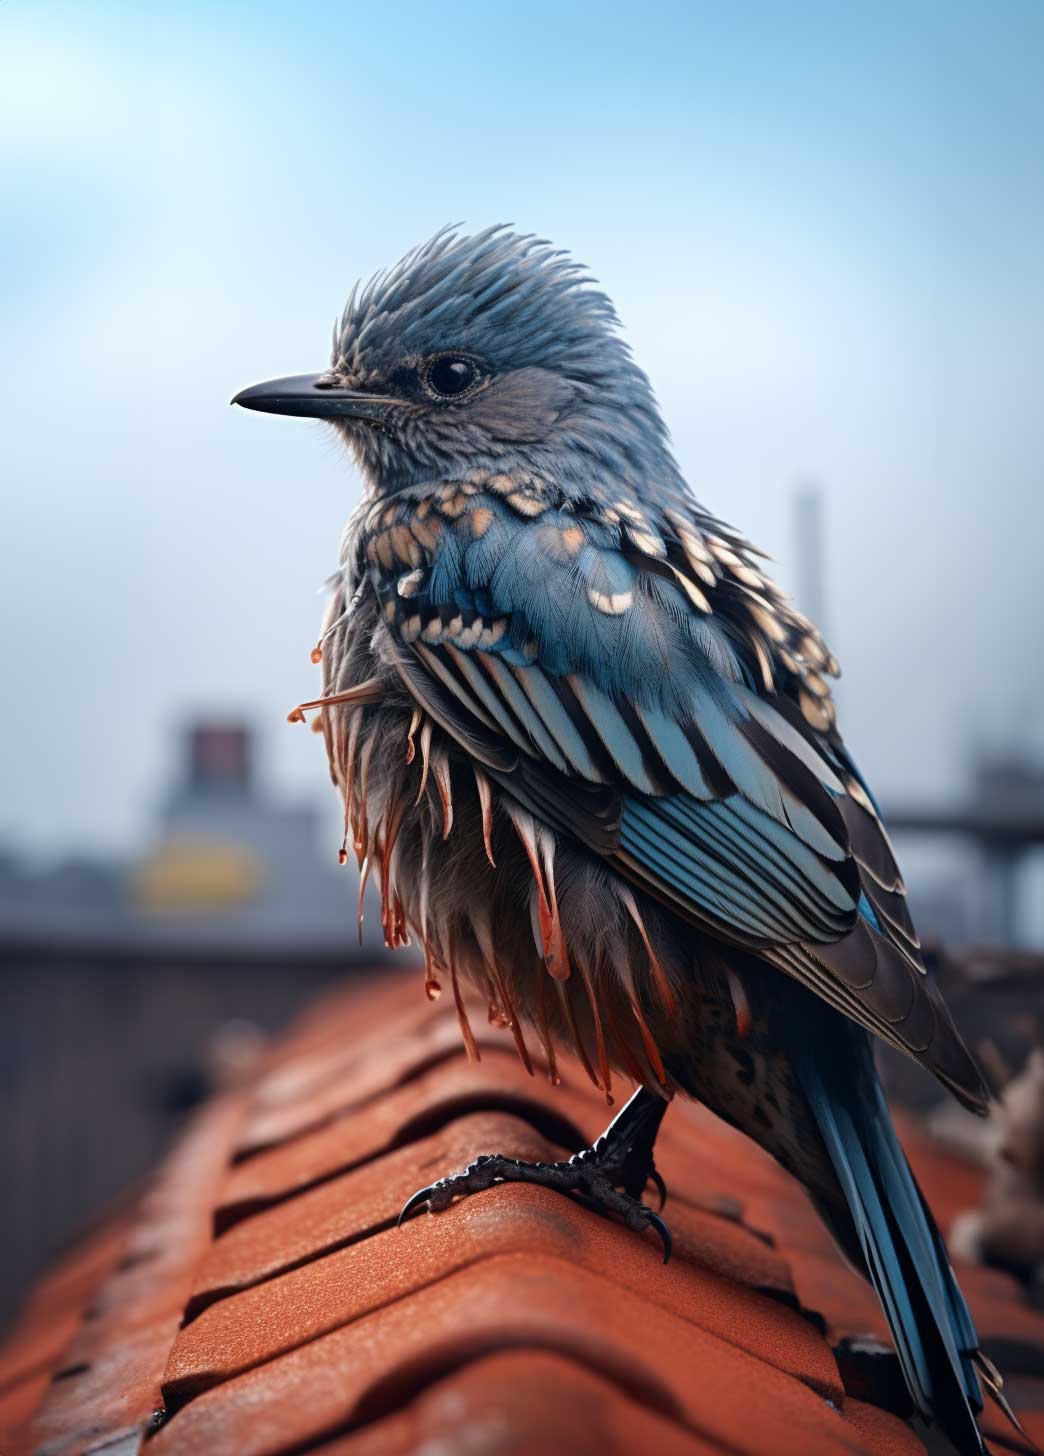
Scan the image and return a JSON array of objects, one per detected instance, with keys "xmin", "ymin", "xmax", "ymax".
[{"xmin": 2, "ymin": 0, "xmax": 1043, "ymax": 861}]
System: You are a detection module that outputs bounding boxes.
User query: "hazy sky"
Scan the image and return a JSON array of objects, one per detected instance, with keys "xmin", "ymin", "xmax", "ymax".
[{"xmin": 2, "ymin": 0, "xmax": 1042, "ymax": 861}]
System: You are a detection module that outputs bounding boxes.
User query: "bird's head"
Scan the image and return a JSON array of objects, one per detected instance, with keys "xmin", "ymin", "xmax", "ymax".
[{"xmin": 234, "ymin": 225, "xmax": 680, "ymax": 497}]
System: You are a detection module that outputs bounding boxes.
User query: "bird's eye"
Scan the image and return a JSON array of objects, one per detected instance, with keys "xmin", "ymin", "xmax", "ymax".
[{"xmin": 423, "ymin": 354, "xmax": 481, "ymax": 400}]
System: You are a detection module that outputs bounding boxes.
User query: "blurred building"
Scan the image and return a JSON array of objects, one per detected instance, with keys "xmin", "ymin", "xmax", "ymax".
[
  {"xmin": 0, "ymin": 719, "xmax": 386, "ymax": 956},
  {"xmin": 887, "ymin": 748, "xmax": 1044, "ymax": 948},
  {"xmin": 0, "ymin": 720, "xmax": 403, "ymax": 1326},
  {"xmin": 791, "ymin": 486, "xmax": 1044, "ymax": 952}
]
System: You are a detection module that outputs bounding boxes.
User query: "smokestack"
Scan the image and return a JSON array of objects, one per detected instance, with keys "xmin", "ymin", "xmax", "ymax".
[{"xmin": 793, "ymin": 482, "xmax": 827, "ymax": 636}]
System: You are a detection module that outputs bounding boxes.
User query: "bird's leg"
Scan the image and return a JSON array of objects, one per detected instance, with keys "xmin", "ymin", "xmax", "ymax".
[{"xmin": 398, "ymin": 1086, "xmax": 673, "ymax": 1261}]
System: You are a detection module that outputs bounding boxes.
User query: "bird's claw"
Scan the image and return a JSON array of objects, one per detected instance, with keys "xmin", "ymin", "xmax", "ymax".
[
  {"xmin": 397, "ymin": 1185, "xmax": 436, "ymax": 1225},
  {"xmin": 645, "ymin": 1209, "xmax": 672, "ymax": 1263},
  {"xmin": 397, "ymin": 1154, "xmax": 501, "ymax": 1224},
  {"xmin": 397, "ymin": 1147, "xmax": 672, "ymax": 1261}
]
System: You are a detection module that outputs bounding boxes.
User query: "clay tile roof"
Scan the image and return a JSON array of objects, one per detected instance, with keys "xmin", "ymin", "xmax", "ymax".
[{"xmin": 2, "ymin": 967, "xmax": 1043, "ymax": 1456}]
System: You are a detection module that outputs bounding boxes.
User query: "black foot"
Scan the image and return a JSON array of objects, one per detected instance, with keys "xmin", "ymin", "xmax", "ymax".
[{"xmin": 398, "ymin": 1087, "xmax": 672, "ymax": 1262}]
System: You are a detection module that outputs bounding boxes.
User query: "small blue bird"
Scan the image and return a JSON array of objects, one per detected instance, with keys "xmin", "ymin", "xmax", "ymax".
[{"xmin": 235, "ymin": 227, "xmax": 1015, "ymax": 1453}]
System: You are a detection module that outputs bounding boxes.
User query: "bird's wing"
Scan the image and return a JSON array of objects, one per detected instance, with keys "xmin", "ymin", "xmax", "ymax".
[{"xmin": 356, "ymin": 474, "xmax": 986, "ymax": 1111}]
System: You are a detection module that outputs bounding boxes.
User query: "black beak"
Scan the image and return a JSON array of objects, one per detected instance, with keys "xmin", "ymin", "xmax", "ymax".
[{"xmin": 231, "ymin": 373, "xmax": 399, "ymax": 422}]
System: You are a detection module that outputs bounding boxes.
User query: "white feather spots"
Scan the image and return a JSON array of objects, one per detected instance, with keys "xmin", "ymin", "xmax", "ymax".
[
  {"xmin": 668, "ymin": 518, "xmax": 718, "ymax": 587},
  {"xmin": 421, "ymin": 617, "xmax": 444, "ymax": 643},
  {"xmin": 469, "ymin": 506, "xmax": 494, "ymax": 538},
  {"xmin": 401, "ymin": 615, "xmax": 423, "ymax": 643},
  {"xmin": 682, "ymin": 550, "xmax": 718, "ymax": 589},
  {"xmin": 453, "ymin": 619, "xmax": 483, "ymax": 648},
  {"xmin": 487, "ymin": 472, "xmax": 547, "ymax": 518},
  {"xmin": 623, "ymin": 522, "xmax": 666, "ymax": 558},
  {"xmin": 684, "ymin": 553, "xmax": 716, "ymax": 588},
  {"xmin": 670, "ymin": 567, "xmax": 712, "ymax": 614},
  {"xmin": 749, "ymin": 633, "xmax": 775, "ymax": 691},
  {"xmin": 670, "ymin": 521, "xmax": 712, "ymax": 564},
  {"xmin": 800, "ymin": 688, "xmax": 833, "ymax": 732},
  {"xmin": 729, "ymin": 563, "xmax": 765, "ymax": 589},
  {"xmin": 800, "ymin": 633, "xmax": 828, "ymax": 668},
  {"xmin": 397, "ymin": 569, "xmax": 425, "ymax": 598},
  {"xmin": 587, "ymin": 587, "xmax": 633, "ymax": 616},
  {"xmin": 743, "ymin": 596, "xmax": 789, "ymax": 644},
  {"xmin": 846, "ymin": 776, "xmax": 876, "ymax": 814},
  {"xmin": 477, "ymin": 618, "xmax": 508, "ymax": 648},
  {"xmin": 506, "ymin": 491, "xmax": 546, "ymax": 518},
  {"xmin": 436, "ymin": 486, "xmax": 470, "ymax": 518},
  {"xmin": 706, "ymin": 537, "xmax": 744, "ymax": 570}
]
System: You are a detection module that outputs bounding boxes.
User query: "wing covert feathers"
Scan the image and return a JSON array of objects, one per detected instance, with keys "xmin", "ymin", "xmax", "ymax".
[{"xmin": 321, "ymin": 475, "xmax": 987, "ymax": 1113}]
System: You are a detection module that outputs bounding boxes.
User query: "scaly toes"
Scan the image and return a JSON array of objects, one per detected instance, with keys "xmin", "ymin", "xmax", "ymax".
[
  {"xmin": 398, "ymin": 1154, "xmax": 503, "ymax": 1224},
  {"xmin": 397, "ymin": 1148, "xmax": 672, "ymax": 1262},
  {"xmin": 597, "ymin": 1186, "xmax": 673, "ymax": 1263}
]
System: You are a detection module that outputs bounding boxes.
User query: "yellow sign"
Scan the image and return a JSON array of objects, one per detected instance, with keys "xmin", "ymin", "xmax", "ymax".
[{"xmin": 133, "ymin": 837, "xmax": 263, "ymax": 911}]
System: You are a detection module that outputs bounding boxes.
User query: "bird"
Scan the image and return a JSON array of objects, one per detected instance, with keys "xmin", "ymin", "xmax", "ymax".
[{"xmin": 234, "ymin": 225, "xmax": 1020, "ymax": 1455}]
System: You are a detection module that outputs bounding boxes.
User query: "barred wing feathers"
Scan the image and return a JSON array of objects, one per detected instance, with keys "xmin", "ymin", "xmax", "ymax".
[{"xmin": 353, "ymin": 474, "xmax": 986, "ymax": 1114}]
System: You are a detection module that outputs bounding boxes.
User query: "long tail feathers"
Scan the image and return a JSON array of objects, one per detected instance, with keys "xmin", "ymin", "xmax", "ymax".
[
  {"xmin": 975, "ymin": 1349, "xmax": 1040, "ymax": 1453},
  {"xmin": 793, "ymin": 1041, "xmax": 988, "ymax": 1455}
]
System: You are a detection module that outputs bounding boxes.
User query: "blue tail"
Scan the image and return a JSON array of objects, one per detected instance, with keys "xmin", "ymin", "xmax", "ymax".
[{"xmin": 791, "ymin": 1026, "xmax": 986, "ymax": 1455}]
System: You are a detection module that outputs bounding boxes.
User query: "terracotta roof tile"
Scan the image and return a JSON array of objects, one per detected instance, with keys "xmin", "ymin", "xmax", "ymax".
[
  {"xmin": 251, "ymin": 1349, "xmax": 732, "ymax": 1456},
  {"xmin": 14, "ymin": 1094, "xmax": 244, "ymax": 1456},
  {"xmin": 3, "ymin": 967, "xmax": 1043, "ymax": 1456},
  {"xmin": 217, "ymin": 1053, "xmax": 601, "ymax": 1227},
  {"xmin": 0, "ymin": 1218, "xmax": 138, "ymax": 1455},
  {"xmin": 237, "ymin": 1005, "xmax": 533, "ymax": 1155},
  {"xmin": 153, "ymin": 1257, "xmax": 877, "ymax": 1456},
  {"xmin": 0, "ymin": 1219, "xmax": 132, "ymax": 1390},
  {"xmin": 167, "ymin": 1181, "xmax": 836, "ymax": 1408},
  {"xmin": 188, "ymin": 1111, "xmax": 554, "ymax": 1306},
  {"xmin": 842, "ymin": 1399, "xmax": 926, "ymax": 1456},
  {"xmin": 0, "ymin": 1369, "xmax": 52, "ymax": 1452}
]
